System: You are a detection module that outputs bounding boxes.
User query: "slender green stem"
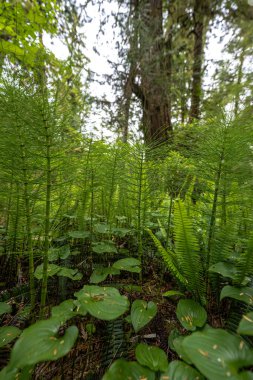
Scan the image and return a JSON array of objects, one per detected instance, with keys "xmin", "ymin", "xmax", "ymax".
[
  {"xmin": 40, "ymin": 120, "xmax": 52, "ymax": 318},
  {"xmin": 20, "ymin": 140, "xmax": 35, "ymax": 313}
]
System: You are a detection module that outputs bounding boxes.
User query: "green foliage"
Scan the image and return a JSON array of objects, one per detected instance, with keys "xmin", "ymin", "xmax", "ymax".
[
  {"xmin": 112, "ymin": 258, "xmax": 141, "ymax": 273},
  {"xmin": 135, "ymin": 343, "xmax": 169, "ymax": 372},
  {"xmin": 34, "ymin": 264, "xmax": 83, "ymax": 281},
  {"xmin": 48, "ymin": 245, "xmax": 71, "ymax": 261},
  {"xmin": 147, "ymin": 199, "xmax": 205, "ymax": 303},
  {"xmin": 74, "ymin": 285, "xmax": 129, "ymax": 321},
  {"xmin": 92, "ymin": 241, "xmax": 117, "ymax": 254},
  {"xmin": 173, "ymin": 336, "xmax": 193, "ymax": 364},
  {"xmin": 176, "ymin": 299, "xmax": 207, "ymax": 331},
  {"xmin": 2, "ymin": 318, "xmax": 78, "ymax": 376},
  {"xmin": 173, "ymin": 200, "xmax": 205, "ymax": 303},
  {"xmin": 51, "ymin": 300, "xmax": 78, "ymax": 323},
  {"xmin": 209, "ymin": 261, "xmax": 238, "ymax": 281},
  {"xmin": 220, "ymin": 285, "xmax": 253, "ymax": 305},
  {"xmin": 0, "ymin": 0, "xmax": 58, "ymax": 66},
  {"xmin": 164, "ymin": 360, "xmax": 204, "ymax": 380},
  {"xmin": 237, "ymin": 313, "xmax": 253, "ymax": 336},
  {"xmin": 130, "ymin": 300, "xmax": 157, "ymax": 333},
  {"xmin": 102, "ymin": 359, "xmax": 155, "ymax": 380},
  {"xmin": 182, "ymin": 327, "xmax": 253, "ymax": 380},
  {"xmin": 90, "ymin": 267, "xmax": 120, "ymax": 284},
  {"xmin": 162, "ymin": 290, "xmax": 185, "ymax": 298},
  {"xmin": 0, "ymin": 326, "xmax": 21, "ymax": 348},
  {"xmin": 146, "ymin": 228, "xmax": 187, "ymax": 286},
  {"xmin": 0, "ymin": 302, "xmax": 11, "ymax": 316}
]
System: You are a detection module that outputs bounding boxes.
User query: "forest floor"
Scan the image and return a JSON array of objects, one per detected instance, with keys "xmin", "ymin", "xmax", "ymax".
[{"xmin": 0, "ymin": 251, "xmax": 183, "ymax": 380}]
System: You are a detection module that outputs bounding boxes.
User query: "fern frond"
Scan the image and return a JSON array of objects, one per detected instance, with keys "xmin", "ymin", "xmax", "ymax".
[
  {"xmin": 145, "ymin": 228, "xmax": 188, "ymax": 287},
  {"xmin": 174, "ymin": 199, "xmax": 205, "ymax": 303},
  {"xmin": 235, "ymin": 237, "xmax": 253, "ymax": 285}
]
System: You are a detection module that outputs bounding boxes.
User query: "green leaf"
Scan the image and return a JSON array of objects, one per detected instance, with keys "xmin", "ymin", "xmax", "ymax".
[
  {"xmin": 0, "ymin": 302, "xmax": 11, "ymax": 316},
  {"xmin": 90, "ymin": 266, "xmax": 120, "ymax": 284},
  {"xmin": 48, "ymin": 245, "xmax": 70, "ymax": 261},
  {"xmin": 68, "ymin": 231, "xmax": 90, "ymax": 239},
  {"xmin": 209, "ymin": 261, "xmax": 237, "ymax": 280},
  {"xmin": 0, "ymin": 326, "xmax": 21, "ymax": 348},
  {"xmin": 168, "ymin": 328, "xmax": 181, "ymax": 351},
  {"xmin": 182, "ymin": 327, "xmax": 253, "ymax": 380},
  {"xmin": 74, "ymin": 285, "xmax": 129, "ymax": 320},
  {"xmin": 111, "ymin": 227, "xmax": 131, "ymax": 237},
  {"xmin": 146, "ymin": 228, "xmax": 188, "ymax": 286},
  {"xmin": 173, "ymin": 336, "xmax": 192, "ymax": 364},
  {"xmin": 131, "ymin": 300, "xmax": 157, "ymax": 333},
  {"xmin": 102, "ymin": 359, "xmax": 155, "ymax": 380},
  {"xmin": 94, "ymin": 223, "xmax": 109, "ymax": 234},
  {"xmin": 163, "ymin": 290, "xmax": 185, "ymax": 298},
  {"xmin": 160, "ymin": 360, "xmax": 204, "ymax": 380},
  {"xmin": 237, "ymin": 313, "xmax": 253, "ymax": 336},
  {"xmin": 57, "ymin": 267, "xmax": 83, "ymax": 281},
  {"xmin": 92, "ymin": 241, "xmax": 117, "ymax": 254},
  {"xmin": 220, "ymin": 286, "xmax": 253, "ymax": 305},
  {"xmin": 0, "ymin": 366, "xmax": 33, "ymax": 380},
  {"xmin": 113, "ymin": 258, "xmax": 141, "ymax": 273},
  {"xmin": 34, "ymin": 264, "xmax": 82, "ymax": 281},
  {"xmin": 176, "ymin": 299, "xmax": 207, "ymax": 331},
  {"xmin": 9, "ymin": 318, "xmax": 78, "ymax": 368},
  {"xmin": 34, "ymin": 264, "xmax": 60, "ymax": 280},
  {"xmin": 51, "ymin": 300, "xmax": 80, "ymax": 323},
  {"xmin": 135, "ymin": 343, "xmax": 169, "ymax": 372}
]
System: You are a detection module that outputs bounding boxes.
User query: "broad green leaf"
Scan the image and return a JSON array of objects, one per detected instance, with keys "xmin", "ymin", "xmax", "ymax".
[
  {"xmin": 160, "ymin": 360, "xmax": 204, "ymax": 380},
  {"xmin": 113, "ymin": 258, "xmax": 141, "ymax": 273},
  {"xmin": 102, "ymin": 359, "xmax": 155, "ymax": 380},
  {"xmin": 92, "ymin": 241, "xmax": 117, "ymax": 254},
  {"xmin": 163, "ymin": 290, "xmax": 185, "ymax": 298},
  {"xmin": 0, "ymin": 326, "xmax": 21, "ymax": 348},
  {"xmin": 131, "ymin": 300, "xmax": 157, "ymax": 332},
  {"xmin": 0, "ymin": 366, "xmax": 18, "ymax": 380},
  {"xmin": 173, "ymin": 336, "xmax": 192, "ymax": 364},
  {"xmin": 57, "ymin": 267, "xmax": 83, "ymax": 281},
  {"xmin": 220, "ymin": 286, "xmax": 253, "ymax": 305},
  {"xmin": 0, "ymin": 366, "xmax": 33, "ymax": 380},
  {"xmin": 90, "ymin": 266, "xmax": 120, "ymax": 284},
  {"xmin": 168, "ymin": 328, "xmax": 181, "ymax": 351},
  {"xmin": 48, "ymin": 245, "xmax": 70, "ymax": 261},
  {"xmin": 34, "ymin": 264, "xmax": 82, "ymax": 281},
  {"xmin": 34, "ymin": 264, "xmax": 60, "ymax": 280},
  {"xmin": 135, "ymin": 343, "xmax": 169, "ymax": 372},
  {"xmin": 209, "ymin": 261, "xmax": 237, "ymax": 279},
  {"xmin": 0, "ymin": 302, "xmax": 11, "ymax": 316},
  {"xmin": 237, "ymin": 313, "xmax": 253, "ymax": 336},
  {"xmin": 111, "ymin": 227, "xmax": 131, "ymax": 237},
  {"xmin": 9, "ymin": 318, "xmax": 78, "ymax": 368},
  {"xmin": 125, "ymin": 315, "xmax": 132, "ymax": 323},
  {"xmin": 51, "ymin": 300, "xmax": 80, "ymax": 323},
  {"xmin": 182, "ymin": 327, "xmax": 253, "ymax": 380},
  {"xmin": 74, "ymin": 285, "xmax": 129, "ymax": 320},
  {"xmin": 68, "ymin": 231, "xmax": 90, "ymax": 239},
  {"xmin": 94, "ymin": 223, "xmax": 109, "ymax": 234},
  {"xmin": 176, "ymin": 299, "xmax": 207, "ymax": 331}
]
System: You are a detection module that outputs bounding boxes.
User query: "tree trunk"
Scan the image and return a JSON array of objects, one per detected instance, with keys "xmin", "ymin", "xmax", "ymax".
[
  {"xmin": 126, "ymin": 0, "xmax": 172, "ymax": 143},
  {"xmin": 189, "ymin": 0, "xmax": 209, "ymax": 122}
]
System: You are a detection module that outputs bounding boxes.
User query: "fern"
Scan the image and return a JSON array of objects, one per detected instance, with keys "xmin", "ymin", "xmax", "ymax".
[
  {"xmin": 173, "ymin": 199, "xmax": 205, "ymax": 304},
  {"xmin": 235, "ymin": 237, "xmax": 253, "ymax": 285},
  {"xmin": 146, "ymin": 228, "xmax": 188, "ymax": 287}
]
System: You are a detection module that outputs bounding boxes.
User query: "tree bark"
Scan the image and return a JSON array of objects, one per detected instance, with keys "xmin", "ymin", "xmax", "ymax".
[
  {"xmin": 139, "ymin": 0, "xmax": 172, "ymax": 143},
  {"xmin": 189, "ymin": 0, "xmax": 209, "ymax": 122},
  {"xmin": 123, "ymin": 0, "xmax": 172, "ymax": 144}
]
